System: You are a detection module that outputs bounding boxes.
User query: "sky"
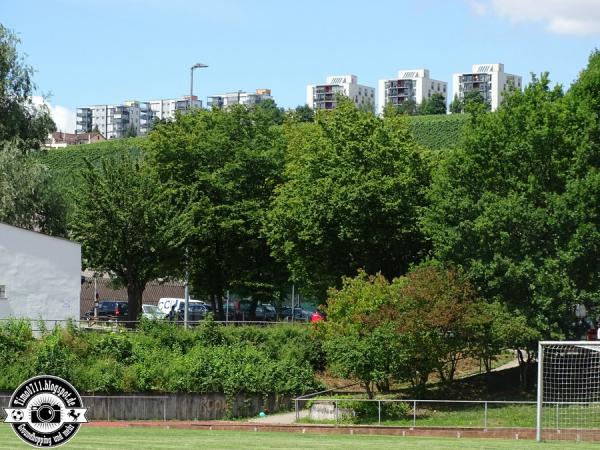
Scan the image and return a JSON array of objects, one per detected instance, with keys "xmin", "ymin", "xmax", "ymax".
[{"xmin": 2, "ymin": 0, "xmax": 599, "ymax": 132}]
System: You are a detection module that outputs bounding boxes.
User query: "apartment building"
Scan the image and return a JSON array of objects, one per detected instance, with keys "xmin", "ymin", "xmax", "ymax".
[
  {"xmin": 207, "ymin": 89, "xmax": 272, "ymax": 109},
  {"xmin": 377, "ymin": 69, "xmax": 447, "ymax": 115},
  {"xmin": 149, "ymin": 95, "xmax": 201, "ymax": 121},
  {"xmin": 306, "ymin": 75, "xmax": 375, "ymax": 112},
  {"xmin": 77, "ymin": 96, "xmax": 201, "ymax": 138},
  {"xmin": 452, "ymin": 63, "xmax": 522, "ymax": 111}
]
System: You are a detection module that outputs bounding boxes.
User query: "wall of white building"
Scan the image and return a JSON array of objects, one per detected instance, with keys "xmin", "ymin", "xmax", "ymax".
[
  {"xmin": 0, "ymin": 223, "xmax": 81, "ymax": 324},
  {"xmin": 452, "ymin": 63, "xmax": 522, "ymax": 111},
  {"xmin": 377, "ymin": 69, "xmax": 447, "ymax": 115},
  {"xmin": 307, "ymin": 75, "xmax": 375, "ymax": 112}
]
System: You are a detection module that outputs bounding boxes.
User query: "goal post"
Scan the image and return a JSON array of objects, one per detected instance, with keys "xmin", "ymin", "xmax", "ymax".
[{"xmin": 537, "ymin": 341, "xmax": 600, "ymax": 442}]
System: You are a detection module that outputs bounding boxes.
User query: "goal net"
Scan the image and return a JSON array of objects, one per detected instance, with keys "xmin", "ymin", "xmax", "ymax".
[{"xmin": 537, "ymin": 341, "xmax": 600, "ymax": 441}]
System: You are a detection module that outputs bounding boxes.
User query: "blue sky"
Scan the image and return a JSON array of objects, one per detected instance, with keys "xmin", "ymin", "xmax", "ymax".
[{"xmin": 2, "ymin": 0, "xmax": 599, "ymax": 131}]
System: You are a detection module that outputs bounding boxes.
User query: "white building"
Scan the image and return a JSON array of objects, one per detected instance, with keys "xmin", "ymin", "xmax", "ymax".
[
  {"xmin": 77, "ymin": 96, "xmax": 202, "ymax": 137},
  {"xmin": 452, "ymin": 63, "xmax": 522, "ymax": 111},
  {"xmin": 149, "ymin": 95, "xmax": 201, "ymax": 122},
  {"xmin": 207, "ymin": 89, "xmax": 272, "ymax": 109},
  {"xmin": 0, "ymin": 223, "xmax": 81, "ymax": 325},
  {"xmin": 306, "ymin": 75, "xmax": 375, "ymax": 112},
  {"xmin": 377, "ymin": 69, "xmax": 447, "ymax": 115}
]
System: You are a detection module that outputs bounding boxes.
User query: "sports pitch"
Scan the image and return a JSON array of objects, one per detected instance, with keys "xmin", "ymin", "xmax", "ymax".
[{"xmin": 0, "ymin": 425, "xmax": 597, "ymax": 449}]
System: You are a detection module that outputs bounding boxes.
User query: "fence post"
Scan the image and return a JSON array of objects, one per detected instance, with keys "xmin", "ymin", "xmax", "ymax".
[
  {"xmin": 107, "ymin": 398, "xmax": 110, "ymax": 422},
  {"xmin": 163, "ymin": 397, "xmax": 167, "ymax": 421},
  {"xmin": 413, "ymin": 400, "xmax": 417, "ymax": 427},
  {"xmin": 484, "ymin": 401, "xmax": 488, "ymax": 428},
  {"xmin": 295, "ymin": 399, "xmax": 299, "ymax": 422},
  {"xmin": 335, "ymin": 401, "xmax": 338, "ymax": 424},
  {"xmin": 556, "ymin": 402, "xmax": 559, "ymax": 431},
  {"xmin": 378, "ymin": 400, "xmax": 381, "ymax": 425}
]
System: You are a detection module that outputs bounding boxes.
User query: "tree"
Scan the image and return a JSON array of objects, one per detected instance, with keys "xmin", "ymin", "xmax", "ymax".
[
  {"xmin": 147, "ymin": 105, "xmax": 287, "ymax": 319},
  {"xmin": 69, "ymin": 153, "xmax": 178, "ymax": 323},
  {"xmin": 449, "ymin": 94, "xmax": 462, "ymax": 114},
  {"xmin": 287, "ymin": 105, "xmax": 314, "ymax": 123},
  {"xmin": 420, "ymin": 93, "xmax": 447, "ymax": 115},
  {"xmin": 266, "ymin": 98, "xmax": 429, "ymax": 300},
  {"xmin": 0, "ymin": 141, "xmax": 66, "ymax": 235},
  {"xmin": 321, "ymin": 271, "xmax": 400, "ymax": 398},
  {"xmin": 322, "ymin": 266, "xmax": 486, "ymax": 397},
  {"xmin": 0, "ymin": 25, "xmax": 55, "ymax": 151},
  {"xmin": 422, "ymin": 67, "xmax": 594, "ymax": 349}
]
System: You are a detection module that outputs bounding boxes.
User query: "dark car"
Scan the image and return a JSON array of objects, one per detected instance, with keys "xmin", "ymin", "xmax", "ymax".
[
  {"xmin": 262, "ymin": 304, "xmax": 277, "ymax": 322},
  {"xmin": 84, "ymin": 300, "xmax": 128, "ymax": 320},
  {"xmin": 280, "ymin": 307, "xmax": 308, "ymax": 322},
  {"xmin": 176, "ymin": 303, "xmax": 209, "ymax": 322}
]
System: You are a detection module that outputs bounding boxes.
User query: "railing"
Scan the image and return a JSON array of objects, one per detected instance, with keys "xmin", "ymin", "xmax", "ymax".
[
  {"xmin": 0, "ymin": 317, "xmax": 310, "ymax": 333},
  {"xmin": 294, "ymin": 396, "xmax": 538, "ymax": 428}
]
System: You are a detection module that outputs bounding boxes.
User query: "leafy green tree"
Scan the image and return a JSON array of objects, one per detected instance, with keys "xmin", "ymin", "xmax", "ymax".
[
  {"xmin": 287, "ymin": 104, "xmax": 314, "ymax": 123},
  {"xmin": 449, "ymin": 94, "xmax": 462, "ymax": 114},
  {"xmin": 267, "ymin": 98, "xmax": 429, "ymax": 300},
  {"xmin": 0, "ymin": 142, "xmax": 66, "ymax": 235},
  {"xmin": 147, "ymin": 105, "xmax": 287, "ymax": 319},
  {"xmin": 423, "ymin": 66, "xmax": 598, "ymax": 349},
  {"xmin": 69, "ymin": 153, "xmax": 179, "ymax": 322},
  {"xmin": 321, "ymin": 271, "xmax": 400, "ymax": 398},
  {"xmin": 0, "ymin": 25, "xmax": 55, "ymax": 151},
  {"xmin": 395, "ymin": 98, "xmax": 418, "ymax": 115},
  {"xmin": 420, "ymin": 93, "xmax": 447, "ymax": 115}
]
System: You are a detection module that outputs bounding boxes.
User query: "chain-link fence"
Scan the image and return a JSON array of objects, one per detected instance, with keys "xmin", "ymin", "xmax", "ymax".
[{"xmin": 294, "ymin": 395, "xmax": 537, "ymax": 428}]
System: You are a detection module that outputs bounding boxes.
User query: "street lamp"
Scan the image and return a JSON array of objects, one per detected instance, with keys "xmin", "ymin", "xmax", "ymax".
[{"xmin": 190, "ymin": 63, "xmax": 208, "ymax": 110}]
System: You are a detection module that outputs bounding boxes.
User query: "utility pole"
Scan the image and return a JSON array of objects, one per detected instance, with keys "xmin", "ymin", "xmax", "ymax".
[{"xmin": 190, "ymin": 63, "xmax": 208, "ymax": 110}]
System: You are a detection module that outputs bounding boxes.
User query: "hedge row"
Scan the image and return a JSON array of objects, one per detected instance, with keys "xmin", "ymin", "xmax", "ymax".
[{"xmin": 0, "ymin": 318, "xmax": 322, "ymax": 396}]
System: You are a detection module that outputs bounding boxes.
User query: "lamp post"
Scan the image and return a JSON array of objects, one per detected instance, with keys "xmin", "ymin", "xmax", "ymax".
[{"xmin": 190, "ymin": 63, "xmax": 208, "ymax": 110}]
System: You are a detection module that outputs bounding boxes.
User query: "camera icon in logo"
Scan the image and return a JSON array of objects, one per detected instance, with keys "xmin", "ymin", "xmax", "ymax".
[{"xmin": 30, "ymin": 403, "xmax": 61, "ymax": 424}]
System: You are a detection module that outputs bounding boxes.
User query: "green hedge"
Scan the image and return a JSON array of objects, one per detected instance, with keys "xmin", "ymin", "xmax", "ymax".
[{"xmin": 0, "ymin": 319, "xmax": 322, "ymax": 397}]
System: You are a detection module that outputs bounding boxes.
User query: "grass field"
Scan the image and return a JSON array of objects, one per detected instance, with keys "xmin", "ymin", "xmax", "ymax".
[{"xmin": 0, "ymin": 425, "xmax": 597, "ymax": 449}]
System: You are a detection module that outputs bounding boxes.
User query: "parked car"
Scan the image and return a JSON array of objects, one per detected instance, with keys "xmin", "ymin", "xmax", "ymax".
[
  {"xmin": 262, "ymin": 304, "xmax": 277, "ymax": 322},
  {"xmin": 279, "ymin": 307, "xmax": 308, "ymax": 322},
  {"xmin": 176, "ymin": 303, "xmax": 209, "ymax": 322},
  {"xmin": 141, "ymin": 304, "xmax": 165, "ymax": 320},
  {"xmin": 157, "ymin": 297, "xmax": 204, "ymax": 316},
  {"xmin": 84, "ymin": 300, "xmax": 128, "ymax": 320}
]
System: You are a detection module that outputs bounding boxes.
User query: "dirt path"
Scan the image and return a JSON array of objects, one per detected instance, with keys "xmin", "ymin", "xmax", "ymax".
[{"xmin": 247, "ymin": 409, "xmax": 307, "ymax": 424}]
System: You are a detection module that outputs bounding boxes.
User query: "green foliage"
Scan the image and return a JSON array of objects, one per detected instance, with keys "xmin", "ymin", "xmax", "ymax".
[
  {"xmin": 0, "ymin": 322, "xmax": 321, "ymax": 396},
  {"xmin": 0, "ymin": 24, "xmax": 55, "ymax": 151},
  {"xmin": 267, "ymin": 98, "xmax": 429, "ymax": 300},
  {"xmin": 408, "ymin": 114, "xmax": 468, "ymax": 150},
  {"xmin": 68, "ymin": 152, "xmax": 179, "ymax": 321},
  {"xmin": 322, "ymin": 266, "xmax": 488, "ymax": 397},
  {"xmin": 420, "ymin": 93, "xmax": 448, "ymax": 115},
  {"xmin": 147, "ymin": 105, "xmax": 288, "ymax": 317}
]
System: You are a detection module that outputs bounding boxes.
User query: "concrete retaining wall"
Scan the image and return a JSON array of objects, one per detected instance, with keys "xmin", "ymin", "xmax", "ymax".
[{"xmin": 0, "ymin": 392, "xmax": 292, "ymax": 421}]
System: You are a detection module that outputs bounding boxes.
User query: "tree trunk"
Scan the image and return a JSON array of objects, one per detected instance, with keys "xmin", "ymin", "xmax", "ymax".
[
  {"xmin": 126, "ymin": 282, "xmax": 144, "ymax": 328},
  {"xmin": 216, "ymin": 294, "xmax": 225, "ymax": 321},
  {"xmin": 209, "ymin": 294, "xmax": 217, "ymax": 318},
  {"xmin": 364, "ymin": 381, "xmax": 374, "ymax": 399}
]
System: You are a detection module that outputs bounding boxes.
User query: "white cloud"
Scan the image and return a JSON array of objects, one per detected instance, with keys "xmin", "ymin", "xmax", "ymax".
[
  {"xmin": 469, "ymin": 0, "xmax": 600, "ymax": 37},
  {"xmin": 466, "ymin": 0, "xmax": 488, "ymax": 16},
  {"xmin": 31, "ymin": 96, "xmax": 76, "ymax": 133}
]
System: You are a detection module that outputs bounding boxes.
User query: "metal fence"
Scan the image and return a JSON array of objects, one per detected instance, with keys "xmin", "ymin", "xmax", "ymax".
[
  {"xmin": 0, "ymin": 318, "xmax": 309, "ymax": 333},
  {"xmin": 294, "ymin": 394, "xmax": 538, "ymax": 428}
]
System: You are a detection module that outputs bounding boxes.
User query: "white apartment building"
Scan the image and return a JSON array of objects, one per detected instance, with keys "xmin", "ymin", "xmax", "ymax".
[
  {"xmin": 77, "ymin": 96, "xmax": 202, "ymax": 138},
  {"xmin": 149, "ymin": 95, "xmax": 201, "ymax": 121},
  {"xmin": 306, "ymin": 75, "xmax": 375, "ymax": 112},
  {"xmin": 377, "ymin": 69, "xmax": 447, "ymax": 115},
  {"xmin": 452, "ymin": 63, "xmax": 522, "ymax": 111},
  {"xmin": 207, "ymin": 89, "xmax": 272, "ymax": 109}
]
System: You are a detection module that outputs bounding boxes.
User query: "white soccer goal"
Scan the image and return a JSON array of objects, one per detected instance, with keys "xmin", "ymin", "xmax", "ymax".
[{"xmin": 537, "ymin": 341, "xmax": 600, "ymax": 441}]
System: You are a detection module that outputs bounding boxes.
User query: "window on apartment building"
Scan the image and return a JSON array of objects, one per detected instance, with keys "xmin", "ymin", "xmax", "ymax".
[{"xmin": 0, "ymin": 285, "xmax": 6, "ymax": 299}]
